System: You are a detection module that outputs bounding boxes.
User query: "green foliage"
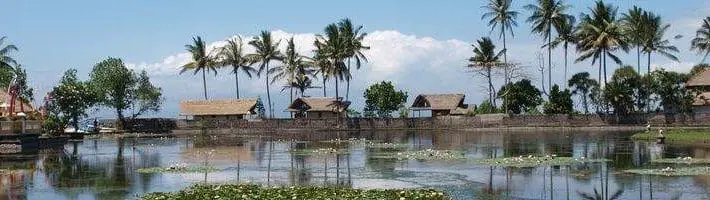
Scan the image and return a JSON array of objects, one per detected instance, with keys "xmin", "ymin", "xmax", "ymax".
[
  {"xmin": 498, "ymin": 79, "xmax": 542, "ymax": 114},
  {"xmin": 631, "ymin": 129, "xmax": 710, "ymax": 142},
  {"xmin": 13, "ymin": 65, "xmax": 33, "ymax": 104},
  {"xmin": 48, "ymin": 69, "xmax": 97, "ymax": 131},
  {"xmin": 691, "ymin": 17, "xmax": 710, "ymax": 63},
  {"xmin": 397, "ymin": 104, "xmax": 409, "ymax": 118},
  {"xmin": 652, "ymin": 157, "xmax": 710, "ymax": 164},
  {"xmin": 373, "ymin": 149, "xmax": 466, "ymax": 160},
  {"xmin": 363, "ymin": 81, "xmax": 407, "ymax": 118},
  {"xmin": 141, "ymin": 184, "xmax": 448, "ymax": 200},
  {"xmin": 137, "ymin": 166, "xmax": 218, "ymax": 174},
  {"xmin": 90, "ymin": 58, "xmax": 163, "ymax": 129},
  {"xmin": 255, "ymin": 97, "xmax": 266, "ymax": 118},
  {"xmin": 649, "ymin": 69, "xmax": 695, "ymax": 113},
  {"xmin": 624, "ymin": 167, "xmax": 710, "ymax": 176},
  {"xmin": 475, "ymin": 100, "xmax": 500, "ymax": 114},
  {"xmin": 467, "ymin": 37, "xmax": 504, "ymax": 109},
  {"xmin": 346, "ymin": 109, "xmax": 361, "ymax": 118},
  {"xmin": 603, "ymin": 66, "xmax": 641, "ymax": 115},
  {"xmin": 544, "ymin": 85, "xmax": 574, "ymax": 114},
  {"xmin": 568, "ymin": 72, "xmax": 599, "ymax": 114}
]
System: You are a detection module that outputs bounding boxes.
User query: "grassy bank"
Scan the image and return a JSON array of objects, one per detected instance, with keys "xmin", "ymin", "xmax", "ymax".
[
  {"xmin": 631, "ymin": 129, "xmax": 710, "ymax": 142},
  {"xmin": 141, "ymin": 184, "xmax": 448, "ymax": 200}
]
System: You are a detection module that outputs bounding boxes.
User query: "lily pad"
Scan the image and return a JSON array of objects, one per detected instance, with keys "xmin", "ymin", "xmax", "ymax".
[
  {"xmin": 624, "ymin": 166, "xmax": 710, "ymax": 176},
  {"xmin": 365, "ymin": 142, "xmax": 410, "ymax": 149},
  {"xmin": 651, "ymin": 157, "xmax": 710, "ymax": 164},
  {"xmin": 290, "ymin": 148, "xmax": 350, "ymax": 156},
  {"xmin": 375, "ymin": 149, "xmax": 466, "ymax": 160},
  {"xmin": 471, "ymin": 155, "xmax": 608, "ymax": 168},
  {"xmin": 137, "ymin": 165, "xmax": 218, "ymax": 174}
]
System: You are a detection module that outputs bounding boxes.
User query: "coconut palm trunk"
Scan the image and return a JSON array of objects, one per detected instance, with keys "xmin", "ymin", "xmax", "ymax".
[
  {"xmin": 647, "ymin": 52, "xmax": 651, "ymax": 74},
  {"xmin": 346, "ymin": 58, "xmax": 351, "ymax": 100},
  {"xmin": 335, "ymin": 77, "xmax": 339, "ymax": 99},
  {"xmin": 487, "ymin": 67, "xmax": 494, "ymax": 112},
  {"xmin": 502, "ymin": 26, "xmax": 509, "ymax": 84},
  {"xmin": 603, "ymin": 50, "xmax": 608, "ymax": 85},
  {"xmin": 547, "ymin": 31, "xmax": 552, "ymax": 88},
  {"xmin": 564, "ymin": 44, "xmax": 568, "ymax": 87},
  {"xmin": 265, "ymin": 63, "xmax": 273, "ymax": 118},
  {"xmin": 323, "ymin": 76, "xmax": 327, "ymax": 97},
  {"xmin": 235, "ymin": 71, "xmax": 240, "ymax": 99},
  {"xmin": 202, "ymin": 69, "xmax": 208, "ymax": 100},
  {"xmin": 637, "ymin": 47, "xmax": 641, "ymax": 73}
]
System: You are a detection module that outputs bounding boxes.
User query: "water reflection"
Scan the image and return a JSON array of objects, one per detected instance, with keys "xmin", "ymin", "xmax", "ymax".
[{"xmin": 1, "ymin": 130, "xmax": 710, "ymax": 199}]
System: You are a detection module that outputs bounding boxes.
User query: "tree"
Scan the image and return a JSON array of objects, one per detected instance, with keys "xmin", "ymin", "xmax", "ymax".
[
  {"xmin": 525, "ymin": 0, "xmax": 573, "ymax": 88},
  {"xmin": 568, "ymin": 72, "xmax": 599, "ymax": 114},
  {"xmin": 90, "ymin": 58, "xmax": 163, "ymax": 129},
  {"xmin": 270, "ymin": 38, "xmax": 314, "ymax": 104},
  {"xmin": 482, "ymin": 0, "xmax": 519, "ymax": 84},
  {"xmin": 549, "ymin": 16, "xmax": 577, "ymax": 84},
  {"xmin": 248, "ymin": 31, "xmax": 283, "ymax": 118},
  {"xmin": 282, "ymin": 75, "xmax": 319, "ymax": 98},
  {"xmin": 338, "ymin": 18, "xmax": 369, "ymax": 101},
  {"xmin": 649, "ymin": 69, "xmax": 695, "ymax": 114},
  {"xmin": 13, "ymin": 65, "xmax": 34, "ymax": 112},
  {"xmin": 603, "ymin": 66, "xmax": 640, "ymax": 115},
  {"xmin": 691, "ymin": 17, "xmax": 710, "ymax": 63},
  {"xmin": 621, "ymin": 6, "xmax": 647, "ymax": 72},
  {"xmin": 363, "ymin": 81, "xmax": 407, "ymax": 118},
  {"xmin": 255, "ymin": 97, "xmax": 266, "ymax": 118},
  {"xmin": 0, "ymin": 36, "xmax": 18, "ymax": 70},
  {"xmin": 181, "ymin": 36, "xmax": 218, "ymax": 100},
  {"xmin": 49, "ymin": 69, "xmax": 97, "ymax": 132},
  {"xmin": 576, "ymin": 0, "xmax": 629, "ymax": 85},
  {"xmin": 543, "ymin": 84, "xmax": 573, "ymax": 114},
  {"xmin": 315, "ymin": 24, "xmax": 349, "ymax": 99},
  {"xmin": 642, "ymin": 12, "xmax": 680, "ymax": 74},
  {"xmin": 475, "ymin": 100, "xmax": 500, "ymax": 114},
  {"xmin": 467, "ymin": 37, "xmax": 505, "ymax": 112},
  {"xmin": 498, "ymin": 79, "xmax": 543, "ymax": 114},
  {"xmin": 218, "ymin": 36, "xmax": 255, "ymax": 99}
]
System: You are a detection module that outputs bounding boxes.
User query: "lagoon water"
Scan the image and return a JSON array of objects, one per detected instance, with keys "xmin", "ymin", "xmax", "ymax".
[{"xmin": 1, "ymin": 130, "xmax": 709, "ymax": 200}]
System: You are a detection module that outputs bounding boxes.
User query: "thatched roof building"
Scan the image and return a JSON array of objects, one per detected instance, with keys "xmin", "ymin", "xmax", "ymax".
[
  {"xmin": 410, "ymin": 94, "xmax": 473, "ymax": 116},
  {"xmin": 179, "ymin": 99, "xmax": 257, "ymax": 120},
  {"xmin": 287, "ymin": 97, "xmax": 350, "ymax": 119},
  {"xmin": 687, "ymin": 70, "xmax": 710, "ymax": 113}
]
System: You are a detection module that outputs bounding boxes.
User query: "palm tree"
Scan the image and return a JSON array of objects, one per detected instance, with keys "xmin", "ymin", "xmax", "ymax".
[
  {"xmin": 691, "ymin": 17, "xmax": 710, "ymax": 63},
  {"xmin": 270, "ymin": 38, "xmax": 315, "ymax": 104},
  {"xmin": 621, "ymin": 6, "xmax": 647, "ymax": 72},
  {"xmin": 482, "ymin": 0, "xmax": 519, "ymax": 84},
  {"xmin": 525, "ymin": 0, "xmax": 573, "ymax": 88},
  {"xmin": 218, "ymin": 36, "xmax": 255, "ymax": 99},
  {"xmin": 181, "ymin": 36, "xmax": 219, "ymax": 100},
  {"xmin": 315, "ymin": 24, "xmax": 349, "ymax": 99},
  {"xmin": 0, "ymin": 36, "xmax": 18, "ymax": 69},
  {"xmin": 549, "ymin": 16, "xmax": 577, "ymax": 85},
  {"xmin": 575, "ymin": 0, "xmax": 629, "ymax": 85},
  {"xmin": 568, "ymin": 72, "xmax": 599, "ymax": 114},
  {"xmin": 467, "ymin": 37, "xmax": 505, "ymax": 112},
  {"xmin": 248, "ymin": 31, "xmax": 283, "ymax": 118},
  {"xmin": 338, "ymin": 18, "xmax": 369, "ymax": 101},
  {"xmin": 641, "ymin": 12, "xmax": 680, "ymax": 74},
  {"xmin": 312, "ymin": 45, "xmax": 331, "ymax": 97},
  {"xmin": 283, "ymin": 75, "xmax": 320, "ymax": 98}
]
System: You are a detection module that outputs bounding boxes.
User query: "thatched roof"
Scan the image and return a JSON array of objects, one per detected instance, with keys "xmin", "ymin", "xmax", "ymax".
[
  {"xmin": 694, "ymin": 92, "xmax": 710, "ymax": 106},
  {"xmin": 180, "ymin": 99, "xmax": 257, "ymax": 116},
  {"xmin": 0, "ymin": 90, "xmax": 34, "ymax": 113},
  {"xmin": 687, "ymin": 70, "xmax": 710, "ymax": 87},
  {"xmin": 411, "ymin": 94, "xmax": 466, "ymax": 111},
  {"xmin": 287, "ymin": 97, "xmax": 349, "ymax": 112}
]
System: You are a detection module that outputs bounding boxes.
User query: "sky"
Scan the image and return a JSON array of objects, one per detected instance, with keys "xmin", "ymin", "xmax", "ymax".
[{"xmin": 2, "ymin": 0, "xmax": 710, "ymax": 118}]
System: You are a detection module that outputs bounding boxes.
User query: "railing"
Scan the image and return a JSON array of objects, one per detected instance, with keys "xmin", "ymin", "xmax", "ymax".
[{"xmin": 0, "ymin": 120, "xmax": 42, "ymax": 134}]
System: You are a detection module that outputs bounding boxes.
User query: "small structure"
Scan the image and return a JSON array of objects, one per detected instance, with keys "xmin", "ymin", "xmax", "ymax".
[
  {"xmin": 410, "ymin": 94, "xmax": 473, "ymax": 116},
  {"xmin": 0, "ymin": 90, "xmax": 34, "ymax": 118},
  {"xmin": 179, "ymin": 99, "xmax": 258, "ymax": 120},
  {"xmin": 287, "ymin": 97, "xmax": 350, "ymax": 119},
  {"xmin": 687, "ymin": 70, "xmax": 710, "ymax": 113}
]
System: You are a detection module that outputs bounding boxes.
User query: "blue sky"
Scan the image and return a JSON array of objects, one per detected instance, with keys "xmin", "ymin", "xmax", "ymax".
[{"xmin": 2, "ymin": 0, "xmax": 710, "ymax": 118}]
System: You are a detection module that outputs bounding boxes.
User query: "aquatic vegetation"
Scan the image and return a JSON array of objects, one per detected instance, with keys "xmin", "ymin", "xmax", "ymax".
[
  {"xmin": 652, "ymin": 157, "xmax": 710, "ymax": 164},
  {"xmin": 137, "ymin": 163, "xmax": 218, "ymax": 174},
  {"xmin": 471, "ymin": 155, "xmax": 608, "ymax": 167},
  {"xmin": 141, "ymin": 184, "xmax": 449, "ymax": 200},
  {"xmin": 624, "ymin": 166, "xmax": 710, "ymax": 176},
  {"xmin": 290, "ymin": 148, "xmax": 349, "ymax": 156},
  {"xmin": 365, "ymin": 142, "xmax": 410, "ymax": 149},
  {"xmin": 631, "ymin": 129, "xmax": 710, "ymax": 142},
  {"xmin": 391, "ymin": 149, "xmax": 466, "ymax": 160}
]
